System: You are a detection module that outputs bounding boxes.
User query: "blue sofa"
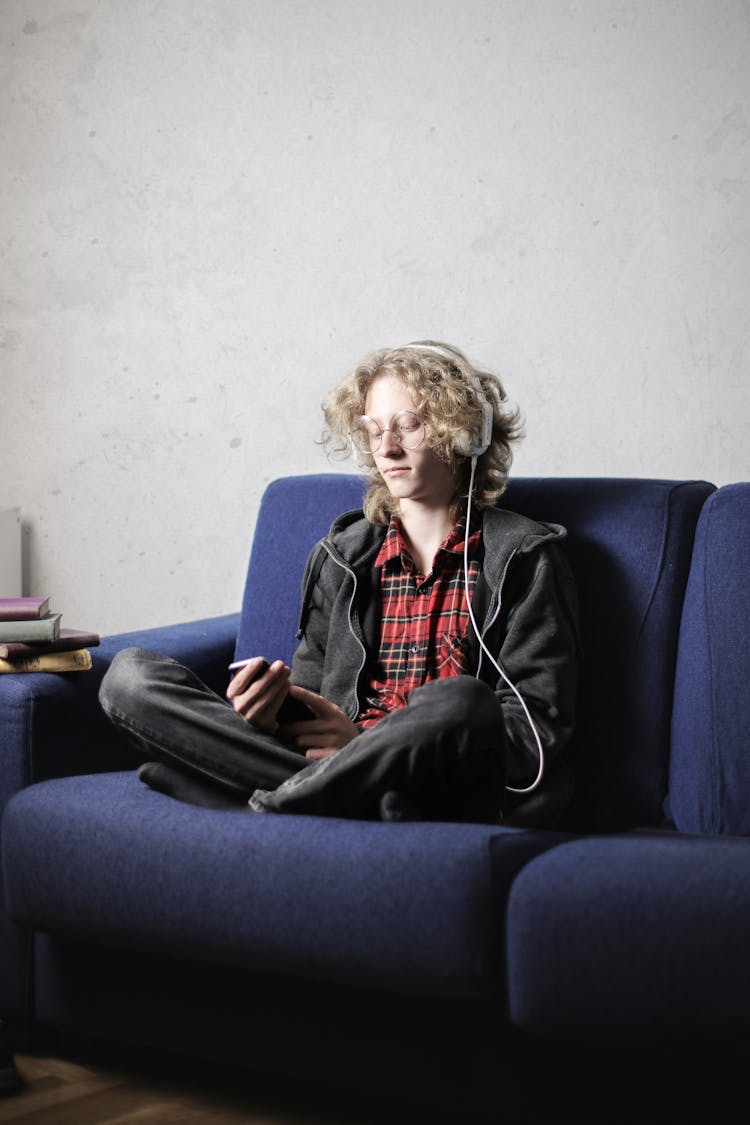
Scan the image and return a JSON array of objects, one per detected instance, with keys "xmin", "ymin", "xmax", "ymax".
[{"xmin": 2, "ymin": 473, "xmax": 749, "ymax": 1117}]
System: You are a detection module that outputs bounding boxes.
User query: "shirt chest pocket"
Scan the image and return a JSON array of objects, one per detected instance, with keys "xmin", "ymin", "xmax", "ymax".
[{"xmin": 437, "ymin": 631, "xmax": 469, "ymax": 677}]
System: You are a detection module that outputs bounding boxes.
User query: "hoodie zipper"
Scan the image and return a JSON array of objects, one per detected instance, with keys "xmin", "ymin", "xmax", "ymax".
[
  {"xmin": 318, "ymin": 539, "xmax": 369, "ymax": 719},
  {"xmin": 475, "ymin": 546, "xmax": 517, "ymax": 682}
]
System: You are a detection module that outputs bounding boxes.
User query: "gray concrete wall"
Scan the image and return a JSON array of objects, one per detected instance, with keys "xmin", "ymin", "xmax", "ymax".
[{"xmin": 1, "ymin": 0, "xmax": 748, "ymax": 634}]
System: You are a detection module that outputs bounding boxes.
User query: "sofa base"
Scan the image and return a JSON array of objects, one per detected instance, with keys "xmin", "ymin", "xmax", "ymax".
[
  {"xmin": 21, "ymin": 932, "xmax": 749, "ymax": 1122},
  {"xmin": 31, "ymin": 933, "xmax": 514, "ymax": 1116}
]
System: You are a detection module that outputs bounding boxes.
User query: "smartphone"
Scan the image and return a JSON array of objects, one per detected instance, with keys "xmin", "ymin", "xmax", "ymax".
[
  {"xmin": 228, "ymin": 657, "xmax": 315, "ymax": 723},
  {"xmin": 228, "ymin": 657, "xmax": 270, "ymax": 673}
]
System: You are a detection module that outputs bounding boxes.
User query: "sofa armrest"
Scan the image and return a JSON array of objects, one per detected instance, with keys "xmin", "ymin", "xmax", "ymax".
[
  {"xmin": 0, "ymin": 613, "xmax": 240, "ymax": 802},
  {"xmin": 0, "ymin": 612, "xmax": 238, "ymax": 1029}
]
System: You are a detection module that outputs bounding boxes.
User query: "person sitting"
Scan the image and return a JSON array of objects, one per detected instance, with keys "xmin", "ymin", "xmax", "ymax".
[{"xmin": 100, "ymin": 341, "xmax": 579, "ymax": 827}]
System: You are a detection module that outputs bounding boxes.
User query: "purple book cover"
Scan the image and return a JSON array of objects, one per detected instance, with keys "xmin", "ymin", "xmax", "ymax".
[{"xmin": 0, "ymin": 596, "xmax": 51, "ymax": 621}]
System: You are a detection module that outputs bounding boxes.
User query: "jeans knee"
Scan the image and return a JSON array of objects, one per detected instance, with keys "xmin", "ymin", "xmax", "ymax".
[
  {"xmin": 410, "ymin": 676, "xmax": 502, "ymax": 733},
  {"xmin": 452, "ymin": 676, "xmax": 502, "ymax": 734},
  {"xmin": 99, "ymin": 647, "xmax": 159, "ymax": 716}
]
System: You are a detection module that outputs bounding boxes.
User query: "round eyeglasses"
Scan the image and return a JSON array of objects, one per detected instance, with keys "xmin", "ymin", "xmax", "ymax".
[{"xmin": 350, "ymin": 411, "xmax": 426, "ymax": 454}]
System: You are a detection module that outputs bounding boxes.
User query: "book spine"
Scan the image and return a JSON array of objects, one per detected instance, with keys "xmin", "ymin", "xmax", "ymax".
[
  {"xmin": 0, "ymin": 634, "xmax": 101, "ymax": 658},
  {"xmin": 0, "ymin": 649, "xmax": 93, "ymax": 674}
]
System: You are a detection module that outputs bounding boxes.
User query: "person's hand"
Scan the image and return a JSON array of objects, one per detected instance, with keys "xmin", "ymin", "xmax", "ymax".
[
  {"xmin": 279, "ymin": 685, "xmax": 360, "ymax": 759},
  {"xmin": 226, "ymin": 657, "xmax": 290, "ymax": 732}
]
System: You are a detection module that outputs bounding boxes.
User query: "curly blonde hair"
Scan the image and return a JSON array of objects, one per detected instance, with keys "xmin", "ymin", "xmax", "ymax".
[{"xmin": 321, "ymin": 340, "xmax": 524, "ymax": 525}]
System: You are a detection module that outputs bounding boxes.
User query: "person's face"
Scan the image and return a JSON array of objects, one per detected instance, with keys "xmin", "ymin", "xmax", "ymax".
[{"xmin": 363, "ymin": 375, "xmax": 457, "ymax": 511}]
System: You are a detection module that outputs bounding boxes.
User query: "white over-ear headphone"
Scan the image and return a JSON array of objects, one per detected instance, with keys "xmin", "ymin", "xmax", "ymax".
[
  {"xmin": 401, "ymin": 340, "xmax": 545, "ymax": 796},
  {"xmin": 401, "ymin": 342, "xmax": 493, "ymax": 457}
]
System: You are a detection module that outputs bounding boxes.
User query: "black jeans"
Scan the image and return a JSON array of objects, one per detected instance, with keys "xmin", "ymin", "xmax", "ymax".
[{"xmin": 99, "ymin": 648, "xmax": 506, "ymax": 822}]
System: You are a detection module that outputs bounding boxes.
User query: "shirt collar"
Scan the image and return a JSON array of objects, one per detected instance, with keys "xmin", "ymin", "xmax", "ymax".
[{"xmin": 375, "ymin": 513, "xmax": 481, "ymax": 570}]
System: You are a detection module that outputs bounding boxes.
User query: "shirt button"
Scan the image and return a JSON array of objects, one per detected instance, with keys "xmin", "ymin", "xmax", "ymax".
[{"xmin": 410, "ymin": 644, "xmax": 420, "ymax": 653}]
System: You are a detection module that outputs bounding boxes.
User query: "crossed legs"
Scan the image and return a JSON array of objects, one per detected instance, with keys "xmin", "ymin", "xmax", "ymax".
[{"xmin": 100, "ymin": 648, "xmax": 506, "ymax": 823}]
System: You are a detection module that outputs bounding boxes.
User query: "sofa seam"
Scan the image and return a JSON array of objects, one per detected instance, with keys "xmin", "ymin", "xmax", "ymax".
[
  {"xmin": 701, "ymin": 498, "xmax": 720, "ymax": 833},
  {"xmin": 631, "ymin": 483, "xmax": 673, "ymax": 659},
  {"xmin": 630, "ymin": 484, "xmax": 678, "ymax": 812},
  {"xmin": 633, "ymin": 482, "xmax": 712, "ymax": 823}
]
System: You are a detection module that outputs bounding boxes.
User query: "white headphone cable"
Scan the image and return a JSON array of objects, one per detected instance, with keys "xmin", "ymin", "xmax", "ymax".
[{"xmin": 464, "ymin": 456, "xmax": 545, "ymax": 794}]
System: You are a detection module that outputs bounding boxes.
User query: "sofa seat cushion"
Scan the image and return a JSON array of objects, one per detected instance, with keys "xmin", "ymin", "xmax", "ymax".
[
  {"xmin": 3, "ymin": 771, "xmax": 567, "ymax": 999},
  {"xmin": 506, "ymin": 833, "xmax": 750, "ymax": 1045}
]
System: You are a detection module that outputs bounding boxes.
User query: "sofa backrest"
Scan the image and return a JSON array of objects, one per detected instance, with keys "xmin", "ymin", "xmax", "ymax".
[
  {"xmin": 235, "ymin": 474, "xmax": 714, "ymax": 832},
  {"xmin": 502, "ymin": 477, "xmax": 714, "ymax": 832},
  {"xmin": 235, "ymin": 474, "xmax": 367, "ymax": 668},
  {"xmin": 669, "ymin": 483, "xmax": 750, "ymax": 835}
]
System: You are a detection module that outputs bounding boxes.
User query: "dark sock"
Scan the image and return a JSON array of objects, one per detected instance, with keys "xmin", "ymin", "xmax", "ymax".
[
  {"xmin": 378, "ymin": 790, "xmax": 425, "ymax": 823},
  {"xmin": 137, "ymin": 762, "xmax": 249, "ymax": 811}
]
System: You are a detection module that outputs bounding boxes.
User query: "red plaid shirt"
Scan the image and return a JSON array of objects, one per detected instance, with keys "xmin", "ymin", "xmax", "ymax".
[{"xmin": 357, "ymin": 515, "xmax": 482, "ymax": 728}]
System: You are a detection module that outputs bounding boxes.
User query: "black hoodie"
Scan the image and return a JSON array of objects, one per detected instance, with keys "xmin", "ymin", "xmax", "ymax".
[{"xmin": 291, "ymin": 506, "xmax": 581, "ymax": 826}]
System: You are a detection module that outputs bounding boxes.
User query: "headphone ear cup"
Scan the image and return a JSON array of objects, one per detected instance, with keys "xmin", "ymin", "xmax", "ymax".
[
  {"xmin": 455, "ymin": 405, "xmax": 492, "ymax": 457},
  {"xmin": 470, "ymin": 398, "xmax": 494, "ymax": 457},
  {"xmin": 454, "ymin": 430, "xmax": 474, "ymax": 457}
]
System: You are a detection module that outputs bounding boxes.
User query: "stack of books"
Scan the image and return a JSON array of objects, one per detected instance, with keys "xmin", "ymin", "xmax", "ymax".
[{"xmin": 0, "ymin": 596, "xmax": 100, "ymax": 674}]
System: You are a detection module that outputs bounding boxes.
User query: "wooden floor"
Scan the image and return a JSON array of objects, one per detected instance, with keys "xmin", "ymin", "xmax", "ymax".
[
  {"xmin": 0, "ymin": 1051, "xmax": 458, "ymax": 1125},
  {"xmin": 1, "ymin": 1046, "xmax": 745, "ymax": 1125},
  {"xmin": 1, "ymin": 1040, "xmax": 744, "ymax": 1125}
]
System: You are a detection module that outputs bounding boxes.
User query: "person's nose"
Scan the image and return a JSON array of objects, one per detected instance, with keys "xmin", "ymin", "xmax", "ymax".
[{"xmin": 378, "ymin": 428, "xmax": 403, "ymax": 456}]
